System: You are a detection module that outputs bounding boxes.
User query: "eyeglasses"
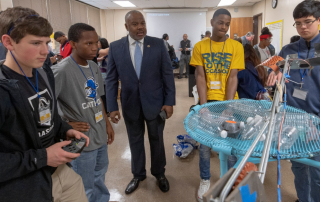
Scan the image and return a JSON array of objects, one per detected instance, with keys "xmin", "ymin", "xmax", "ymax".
[
  {"xmin": 267, "ymin": 38, "xmax": 273, "ymax": 42},
  {"xmin": 293, "ymin": 19, "xmax": 317, "ymax": 28}
]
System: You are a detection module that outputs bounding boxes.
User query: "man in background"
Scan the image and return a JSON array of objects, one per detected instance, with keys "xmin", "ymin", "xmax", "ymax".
[
  {"xmin": 54, "ymin": 31, "xmax": 72, "ymax": 59},
  {"xmin": 178, "ymin": 34, "xmax": 193, "ymax": 79},
  {"xmin": 241, "ymin": 32, "xmax": 255, "ymax": 46},
  {"xmin": 106, "ymin": 10, "xmax": 175, "ymax": 195},
  {"xmin": 202, "ymin": 31, "xmax": 211, "ymax": 41}
]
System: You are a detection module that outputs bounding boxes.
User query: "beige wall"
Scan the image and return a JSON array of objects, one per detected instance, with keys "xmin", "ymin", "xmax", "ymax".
[
  {"xmin": 103, "ymin": 9, "xmax": 146, "ymax": 42},
  {"xmin": 0, "ymin": 0, "xmax": 13, "ymax": 11},
  {"xmin": 253, "ymin": 0, "xmax": 302, "ymax": 46},
  {"xmin": 100, "ymin": 9, "xmax": 107, "ymax": 38}
]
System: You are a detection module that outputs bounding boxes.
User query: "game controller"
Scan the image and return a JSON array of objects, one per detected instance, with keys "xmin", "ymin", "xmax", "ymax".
[{"xmin": 62, "ymin": 137, "xmax": 87, "ymax": 153}]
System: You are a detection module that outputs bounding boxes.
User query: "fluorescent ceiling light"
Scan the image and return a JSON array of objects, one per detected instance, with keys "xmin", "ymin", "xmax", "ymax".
[
  {"xmin": 217, "ymin": 0, "xmax": 237, "ymax": 6},
  {"xmin": 113, "ymin": 1, "xmax": 136, "ymax": 7}
]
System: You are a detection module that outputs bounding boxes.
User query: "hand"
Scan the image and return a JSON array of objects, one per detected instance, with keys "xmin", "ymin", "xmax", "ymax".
[
  {"xmin": 161, "ymin": 105, "xmax": 173, "ymax": 119},
  {"xmin": 56, "ymin": 55, "xmax": 63, "ymax": 60},
  {"xmin": 66, "ymin": 129, "xmax": 90, "ymax": 147},
  {"xmin": 106, "ymin": 123, "xmax": 115, "ymax": 145},
  {"xmin": 186, "ymin": 48, "xmax": 189, "ymax": 51},
  {"xmin": 97, "ymin": 57, "xmax": 104, "ymax": 62},
  {"xmin": 68, "ymin": 122, "xmax": 90, "ymax": 132},
  {"xmin": 266, "ymin": 71, "xmax": 289, "ymax": 86},
  {"xmin": 110, "ymin": 111, "xmax": 121, "ymax": 123},
  {"xmin": 46, "ymin": 141, "xmax": 81, "ymax": 167},
  {"xmin": 179, "ymin": 48, "xmax": 183, "ymax": 51}
]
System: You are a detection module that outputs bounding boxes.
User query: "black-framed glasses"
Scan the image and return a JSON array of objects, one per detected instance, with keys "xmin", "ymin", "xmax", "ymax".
[{"xmin": 293, "ymin": 19, "xmax": 317, "ymax": 28}]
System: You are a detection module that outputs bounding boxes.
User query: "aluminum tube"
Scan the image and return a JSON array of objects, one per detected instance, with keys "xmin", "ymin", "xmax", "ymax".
[
  {"xmin": 258, "ymin": 55, "xmax": 290, "ymax": 183},
  {"xmin": 219, "ymin": 120, "xmax": 270, "ymax": 202}
]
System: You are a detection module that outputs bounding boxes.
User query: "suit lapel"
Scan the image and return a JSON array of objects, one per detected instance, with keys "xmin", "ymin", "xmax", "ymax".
[
  {"xmin": 122, "ymin": 36, "xmax": 138, "ymax": 80},
  {"xmin": 141, "ymin": 36, "xmax": 150, "ymax": 80}
]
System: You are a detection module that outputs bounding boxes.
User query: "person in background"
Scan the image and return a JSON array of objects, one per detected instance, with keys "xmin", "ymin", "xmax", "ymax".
[
  {"xmin": 178, "ymin": 34, "xmax": 193, "ymax": 79},
  {"xmin": 267, "ymin": 1, "xmax": 320, "ymax": 201},
  {"xmin": 225, "ymin": 34, "xmax": 229, "ymax": 39},
  {"xmin": 234, "ymin": 37, "xmax": 242, "ymax": 44},
  {"xmin": 253, "ymin": 27, "xmax": 275, "ymax": 62},
  {"xmin": 54, "ymin": 31, "xmax": 72, "ymax": 59},
  {"xmin": 52, "ymin": 23, "xmax": 115, "ymax": 202},
  {"xmin": 98, "ymin": 37, "xmax": 109, "ymax": 112},
  {"xmin": 189, "ymin": 8, "xmax": 245, "ymax": 202},
  {"xmin": 163, "ymin": 33, "xmax": 170, "ymax": 51},
  {"xmin": 241, "ymin": 32, "xmax": 255, "ymax": 46},
  {"xmin": 202, "ymin": 31, "xmax": 211, "ymax": 41},
  {"xmin": 290, "ymin": 35, "xmax": 301, "ymax": 43},
  {"xmin": 238, "ymin": 44, "xmax": 269, "ymax": 100},
  {"xmin": 106, "ymin": 10, "xmax": 175, "ymax": 195}
]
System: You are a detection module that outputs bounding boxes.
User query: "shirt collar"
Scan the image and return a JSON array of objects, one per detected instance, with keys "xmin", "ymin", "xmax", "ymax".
[{"xmin": 128, "ymin": 34, "xmax": 144, "ymax": 45}]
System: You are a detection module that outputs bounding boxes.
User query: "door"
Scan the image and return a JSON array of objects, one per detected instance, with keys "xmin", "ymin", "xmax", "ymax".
[{"xmin": 253, "ymin": 13, "xmax": 262, "ymax": 45}]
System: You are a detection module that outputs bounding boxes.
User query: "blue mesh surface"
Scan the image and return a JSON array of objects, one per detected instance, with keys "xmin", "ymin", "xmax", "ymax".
[{"xmin": 184, "ymin": 99, "xmax": 320, "ymax": 159}]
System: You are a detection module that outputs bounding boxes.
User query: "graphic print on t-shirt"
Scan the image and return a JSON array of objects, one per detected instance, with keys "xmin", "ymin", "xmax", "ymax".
[
  {"xmin": 84, "ymin": 76, "xmax": 99, "ymax": 100},
  {"xmin": 82, "ymin": 76, "xmax": 101, "ymax": 109},
  {"xmin": 28, "ymin": 89, "xmax": 52, "ymax": 126},
  {"xmin": 202, "ymin": 52, "xmax": 232, "ymax": 74}
]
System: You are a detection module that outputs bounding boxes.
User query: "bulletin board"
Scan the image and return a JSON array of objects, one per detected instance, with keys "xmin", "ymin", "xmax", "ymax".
[{"xmin": 266, "ymin": 20, "xmax": 283, "ymax": 54}]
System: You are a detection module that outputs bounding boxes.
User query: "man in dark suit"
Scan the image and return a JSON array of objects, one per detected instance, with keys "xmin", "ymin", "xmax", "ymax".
[{"xmin": 106, "ymin": 10, "xmax": 175, "ymax": 194}]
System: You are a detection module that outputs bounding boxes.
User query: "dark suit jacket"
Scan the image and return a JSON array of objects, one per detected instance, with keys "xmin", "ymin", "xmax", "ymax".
[{"xmin": 106, "ymin": 35, "xmax": 176, "ymax": 121}]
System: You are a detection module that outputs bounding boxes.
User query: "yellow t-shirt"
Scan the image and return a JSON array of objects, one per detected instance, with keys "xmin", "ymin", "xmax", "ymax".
[{"xmin": 190, "ymin": 38, "xmax": 245, "ymax": 101}]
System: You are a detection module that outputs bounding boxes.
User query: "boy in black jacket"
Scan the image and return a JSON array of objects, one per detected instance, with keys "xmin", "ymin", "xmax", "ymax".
[{"xmin": 0, "ymin": 7, "xmax": 89, "ymax": 202}]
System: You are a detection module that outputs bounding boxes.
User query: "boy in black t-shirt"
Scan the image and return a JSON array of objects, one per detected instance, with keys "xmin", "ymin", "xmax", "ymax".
[{"xmin": 0, "ymin": 7, "xmax": 89, "ymax": 202}]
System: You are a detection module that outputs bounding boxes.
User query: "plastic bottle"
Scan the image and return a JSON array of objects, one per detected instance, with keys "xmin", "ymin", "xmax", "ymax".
[
  {"xmin": 242, "ymin": 115, "xmax": 265, "ymax": 140},
  {"xmin": 177, "ymin": 134, "xmax": 197, "ymax": 146},
  {"xmin": 279, "ymin": 126, "xmax": 299, "ymax": 149},
  {"xmin": 173, "ymin": 143, "xmax": 194, "ymax": 158}
]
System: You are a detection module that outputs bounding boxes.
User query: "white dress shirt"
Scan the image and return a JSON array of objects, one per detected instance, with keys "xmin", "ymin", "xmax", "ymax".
[{"xmin": 128, "ymin": 35, "xmax": 144, "ymax": 69}]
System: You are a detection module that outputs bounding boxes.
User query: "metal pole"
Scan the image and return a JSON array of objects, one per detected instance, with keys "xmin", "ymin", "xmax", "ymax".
[
  {"xmin": 258, "ymin": 55, "xmax": 289, "ymax": 183},
  {"xmin": 219, "ymin": 120, "xmax": 270, "ymax": 202}
]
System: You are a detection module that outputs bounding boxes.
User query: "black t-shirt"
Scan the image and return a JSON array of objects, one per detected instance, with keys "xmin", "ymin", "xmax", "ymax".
[{"xmin": 1, "ymin": 65, "xmax": 55, "ymax": 148}]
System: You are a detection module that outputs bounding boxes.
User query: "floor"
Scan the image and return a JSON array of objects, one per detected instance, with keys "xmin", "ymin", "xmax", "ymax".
[{"xmin": 105, "ymin": 77, "xmax": 297, "ymax": 202}]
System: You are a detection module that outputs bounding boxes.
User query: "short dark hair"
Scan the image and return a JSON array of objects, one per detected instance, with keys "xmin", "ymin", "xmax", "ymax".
[
  {"xmin": 0, "ymin": 7, "xmax": 52, "ymax": 43},
  {"xmin": 213, "ymin": 9, "xmax": 231, "ymax": 19},
  {"xmin": 290, "ymin": 35, "xmax": 301, "ymax": 43},
  {"xmin": 68, "ymin": 23, "xmax": 95, "ymax": 43},
  {"xmin": 162, "ymin": 33, "xmax": 168, "ymax": 40},
  {"xmin": 261, "ymin": 27, "xmax": 273, "ymax": 37},
  {"xmin": 54, "ymin": 31, "xmax": 65, "ymax": 40},
  {"xmin": 205, "ymin": 31, "xmax": 211, "ymax": 36},
  {"xmin": 293, "ymin": 0, "xmax": 320, "ymax": 19},
  {"xmin": 99, "ymin": 38, "xmax": 109, "ymax": 49}
]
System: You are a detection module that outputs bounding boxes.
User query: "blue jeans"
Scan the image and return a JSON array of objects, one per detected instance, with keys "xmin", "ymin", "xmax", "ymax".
[
  {"xmin": 71, "ymin": 144, "xmax": 110, "ymax": 202},
  {"xmin": 199, "ymin": 144, "xmax": 211, "ymax": 180},
  {"xmin": 291, "ymin": 155, "xmax": 320, "ymax": 202},
  {"xmin": 200, "ymin": 144, "xmax": 238, "ymax": 179}
]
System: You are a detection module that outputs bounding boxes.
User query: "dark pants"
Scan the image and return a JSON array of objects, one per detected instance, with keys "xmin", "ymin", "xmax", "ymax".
[
  {"xmin": 124, "ymin": 110, "xmax": 166, "ymax": 179},
  {"xmin": 179, "ymin": 54, "xmax": 191, "ymax": 77}
]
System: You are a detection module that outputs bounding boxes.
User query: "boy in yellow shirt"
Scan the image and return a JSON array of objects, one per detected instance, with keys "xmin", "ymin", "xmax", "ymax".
[{"xmin": 190, "ymin": 8, "xmax": 245, "ymax": 201}]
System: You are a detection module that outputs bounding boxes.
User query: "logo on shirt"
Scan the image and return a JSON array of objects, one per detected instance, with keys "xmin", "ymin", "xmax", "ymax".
[
  {"xmin": 84, "ymin": 77, "xmax": 99, "ymax": 100},
  {"xmin": 28, "ymin": 89, "xmax": 52, "ymax": 126},
  {"xmin": 202, "ymin": 52, "xmax": 232, "ymax": 75}
]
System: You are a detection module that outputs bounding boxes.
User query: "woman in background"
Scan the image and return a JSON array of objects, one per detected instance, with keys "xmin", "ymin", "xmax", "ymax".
[
  {"xmin": 237, "ymin": 44, "xmax": 270, "ymax": 101},
  {"xmin": 253, "ymin": 27, "xmax": 275, "ymax": 62}
]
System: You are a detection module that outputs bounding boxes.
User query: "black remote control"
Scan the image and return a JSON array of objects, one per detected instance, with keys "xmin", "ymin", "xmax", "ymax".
[{"xmin": 62, "ymin": 137, "xmax": 87, "ymax": 153}]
